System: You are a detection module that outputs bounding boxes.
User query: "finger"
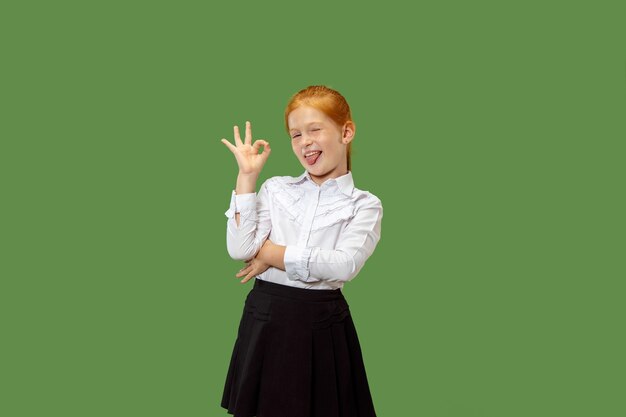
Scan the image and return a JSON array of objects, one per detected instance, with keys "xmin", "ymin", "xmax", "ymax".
[
  {"xmin": 239, "ymin": 262, "xmax": 252, "ymax": 270},
  {"xmin": 260, "ymin": 142, "xmax": 271, "ymax": 160},
  {"xmin": 252, "ymin": 140, "xmax": 269, "ymax": 153},
  {"xmin": 236, "ymin": 265, "xmax": 251, "ymax": 277},
  {"xmin": 233, "ymin": 125, "xmax": 243, "ymax": 146},
  {"xmin": 221, "ymin": 138, "xmax": 237, "ymax": 153},
  {"xmin": 256, "ymin": 141, "xmax": 271, "ymax": 162},
  {"xmin": 241, "ymin": 271, "xmax": 255, "ymax": 283},
  {"xmin": 245, "ymin": 121, "xmax": 252, "ymax": 146}
]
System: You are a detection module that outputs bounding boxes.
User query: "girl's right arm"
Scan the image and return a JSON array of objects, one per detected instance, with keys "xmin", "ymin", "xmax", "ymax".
[
  {"xmin": 234, "ymin": 171, "xmax": 259, "ymax": 228},
  {"xmin": 221, "ymin": 121, "xmax": 272, "ymax": 260},
  {"xmin": 224, "ymin": 177, "xmax": 272, "ymax": 261}
]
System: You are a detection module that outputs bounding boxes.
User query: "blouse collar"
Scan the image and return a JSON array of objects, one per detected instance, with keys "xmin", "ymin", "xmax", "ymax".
[{"xmin": 287, "ymin": 170, "xmax": 354, "ymax": 197}]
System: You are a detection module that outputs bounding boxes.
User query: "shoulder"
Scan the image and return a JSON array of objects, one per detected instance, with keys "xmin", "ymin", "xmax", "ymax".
[
  {"xmin": 269, "ymin": 174, "xmax": 301, "ymax": 184},
  {"xmin": 351, "ymin": 186, "xmax": 382, "ymax": 211},
  {"xmin": 260, "ymin": 175, "xmax": 296, "ymax": 190}
]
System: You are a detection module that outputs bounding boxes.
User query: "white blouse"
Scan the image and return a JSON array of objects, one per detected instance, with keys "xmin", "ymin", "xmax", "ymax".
[{"xmin": 224, "ymin": 170, "xmax": 383, "ymax": 290}]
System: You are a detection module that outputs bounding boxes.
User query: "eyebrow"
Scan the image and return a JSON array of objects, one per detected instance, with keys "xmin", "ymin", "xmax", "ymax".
[{"xmin": 289, "ymin": 122, "xmax": 323, "ymax": 132}]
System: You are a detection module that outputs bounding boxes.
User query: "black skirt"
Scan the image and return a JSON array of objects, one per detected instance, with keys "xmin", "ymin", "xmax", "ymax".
[{"xmin": 221, "ymin": 278, "xmax": 377, "ymax": 417}]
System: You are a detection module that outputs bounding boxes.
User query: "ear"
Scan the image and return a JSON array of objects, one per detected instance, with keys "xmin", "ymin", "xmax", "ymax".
[{"xmin": 342, "ymin": 121, "xmax": 355, "ymax": 144}]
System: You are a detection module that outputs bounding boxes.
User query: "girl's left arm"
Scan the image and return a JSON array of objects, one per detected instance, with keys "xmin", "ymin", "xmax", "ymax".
[
  {"xmin": 256, "ymin": 239, "xmax": 286, "ymax": 270},
  {"xmin": 257, "ymin": 197, "xmax": 382, "ymax": 282}
]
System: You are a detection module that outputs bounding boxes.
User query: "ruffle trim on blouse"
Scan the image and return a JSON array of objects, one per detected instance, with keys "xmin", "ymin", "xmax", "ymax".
[
  {"xmin": 265, "ymin": 177, "xmax": 357, "ymax": 231},
  {"xmin": 311, "ymin": 203, "xmax": 355, "ymax": 232},
  {"xmin": 266, "ymin": 178, "xmax": 306, "ymax": 225}
]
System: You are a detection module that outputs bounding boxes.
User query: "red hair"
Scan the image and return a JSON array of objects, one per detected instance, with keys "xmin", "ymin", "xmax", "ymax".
[{"xmin": 285, "ymin": 85, "xmax": 354, "ymax": 172}]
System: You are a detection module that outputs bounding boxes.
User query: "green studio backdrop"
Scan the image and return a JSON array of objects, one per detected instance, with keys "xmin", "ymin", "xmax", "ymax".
[{"xmin": 1, "ymin": 1, "xmax": 624, "ymax": 416}]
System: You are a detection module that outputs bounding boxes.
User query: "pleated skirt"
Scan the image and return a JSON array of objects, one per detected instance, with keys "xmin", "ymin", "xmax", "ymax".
[{"xmin": 221, "ymin": 278, "xmax": 377, "ymax": 417}]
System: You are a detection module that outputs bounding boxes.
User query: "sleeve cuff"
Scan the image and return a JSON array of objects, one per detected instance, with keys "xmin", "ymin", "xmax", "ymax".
[
  {"xmin": 224, "ymin": 190, "xmax": 256, "ymax": 219},
  {"xmin": 284, "ymin": 245, "xmax": 313, "ymax": 281},
  {"xmin": 235, "ymin": 192, "xmax": 256, "ymax": 212}
]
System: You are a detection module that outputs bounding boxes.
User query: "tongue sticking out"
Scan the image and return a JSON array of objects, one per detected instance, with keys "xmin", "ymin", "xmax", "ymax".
[{"xmin": 305, "ymin": 151, "xmax": 322, "ymax": 165}]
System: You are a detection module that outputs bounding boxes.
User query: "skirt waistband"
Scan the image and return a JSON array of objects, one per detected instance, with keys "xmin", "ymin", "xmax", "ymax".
[{"xmin": 253, "ymin": 278, "xmax": 344, "ymax": 302}]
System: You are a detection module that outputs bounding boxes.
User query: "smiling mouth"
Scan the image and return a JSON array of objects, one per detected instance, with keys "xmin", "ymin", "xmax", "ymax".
[{"xmin": 304, "ymin": 151, "xmax": 322, "ymax": 165}]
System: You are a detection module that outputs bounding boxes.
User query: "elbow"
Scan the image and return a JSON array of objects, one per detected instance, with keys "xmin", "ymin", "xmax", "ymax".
[
  {"xmin": 342, "ymin": 258, "xmax": 358, "ymax": 282},
  {"xmin": 330, "ymin": 253, "xmax": 358, "ymax": 283},
  {"xmin": 227, "ymin": 250, "xmax": 247, "ymax": 261},
  {"xmin": 226, "ymin": 242, "xmax": 258, "ymax": 261},
  {"xmin": 226, "ymin": 227, "xmax": 261, "ymax": 260}
]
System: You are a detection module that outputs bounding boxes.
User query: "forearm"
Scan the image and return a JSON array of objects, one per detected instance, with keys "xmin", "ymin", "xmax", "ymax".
[
  {"xmin": 257, "ymin": 242, "xmax": 349, "ymax": 280},
  {"xmin": 257, "ymin": 240, "xmax": 286, "ymax": 270},
  {"xmin": 284, "ymin": 246, "xmax": 356, "ymax": 283},
  {"xmin": 234, "ymin": 172, "xmax": 258, "ymax": 227},
  {"xmin": 259, "ymin": 243, "xmax": 370, "ymax": 282}
]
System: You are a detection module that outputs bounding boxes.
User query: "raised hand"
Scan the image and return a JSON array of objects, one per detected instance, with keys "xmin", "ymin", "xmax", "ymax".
[{"xmin": 221, "ymin": 121, "xmax": 271, "ymax": 176}]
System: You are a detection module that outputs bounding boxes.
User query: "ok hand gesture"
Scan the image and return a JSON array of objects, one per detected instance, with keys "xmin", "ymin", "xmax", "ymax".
[{"xmin": 221, "ymin": 121, "xmax": 271, "ymax": 176}]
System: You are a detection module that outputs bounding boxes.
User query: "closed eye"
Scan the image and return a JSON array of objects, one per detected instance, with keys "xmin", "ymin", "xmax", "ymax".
[{"xmin": 292, "ymin": 133, "xmax": 301, "ymax": 139}]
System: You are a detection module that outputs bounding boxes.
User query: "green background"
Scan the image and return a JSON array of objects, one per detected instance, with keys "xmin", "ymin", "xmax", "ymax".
[{"xmin": 2, "ymin": 1, "xmax": 624, "ymax": 416}]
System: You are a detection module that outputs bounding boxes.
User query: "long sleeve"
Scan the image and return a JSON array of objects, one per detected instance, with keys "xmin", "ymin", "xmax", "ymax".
[
  {"xmin": 224, "ymin": 179, "xmax": 272, "ymax": 261},
  {"xmin": 283, "ymin": 197, "xmax": 383, "ymax": 283}
]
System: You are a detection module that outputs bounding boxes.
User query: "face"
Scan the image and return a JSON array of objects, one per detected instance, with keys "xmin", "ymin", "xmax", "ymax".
[{"xmin": 288, "ymin": 105, "xmax": 354, "ymax": 186}]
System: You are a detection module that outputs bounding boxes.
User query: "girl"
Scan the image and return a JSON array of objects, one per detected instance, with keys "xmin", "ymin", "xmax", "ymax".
[{"xmin": 220, "ymin": 85, "xmax": 382, "ymax": 417}]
